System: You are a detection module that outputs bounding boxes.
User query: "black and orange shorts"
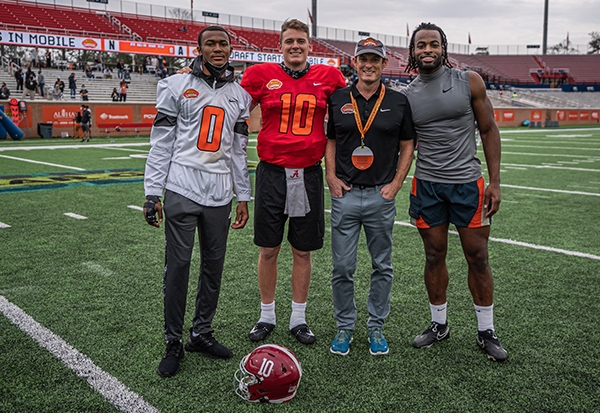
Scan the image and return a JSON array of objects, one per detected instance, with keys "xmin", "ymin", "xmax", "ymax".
[{"xmin": 409, "ymin": 176, "xmax": 490, "ymax": 229}]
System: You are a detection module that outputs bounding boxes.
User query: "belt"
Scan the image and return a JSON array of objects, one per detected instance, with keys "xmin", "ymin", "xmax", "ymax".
[{"xmin": 352, "ymin": 184, "xmax": 375, "ymax": 190}]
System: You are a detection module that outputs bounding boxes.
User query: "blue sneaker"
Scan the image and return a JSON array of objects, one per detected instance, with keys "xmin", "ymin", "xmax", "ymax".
[
  {"xmin": 368, "ymin": 328, "xmax": 389, "ymax": 355},
  {"xmin": 330, "ymin": 329, "xmax": 353, "ymax": 356}
]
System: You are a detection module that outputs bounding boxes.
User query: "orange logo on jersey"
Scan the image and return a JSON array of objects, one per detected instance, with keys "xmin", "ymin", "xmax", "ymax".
[
  {"xmin": 341, "ymin": 103, "xmax": 354, "ymax": 114},
  {"xmin": 327, "ymin": 59, "xmax": 336, "ymax": 66},
  {"xmin": 267, "ymin": 79, "xmax": 283, "ymax": 90},
  {"xmin": 183, "ymin": 89, "xmax": 199, "ymax": 98}
]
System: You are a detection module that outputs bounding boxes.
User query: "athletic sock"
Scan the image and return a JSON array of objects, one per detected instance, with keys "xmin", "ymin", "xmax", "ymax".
[
  {"xmin": 474, "ymin": 303, "xmax": 494, "ymax": 331},
  {"xmin": 289, "ymin": 301, "xmax": 307, "ymax": 330},
  {"xmin": 259, "ymin": 301, "xmax": 276, "ymax": 325},
  {"xmin": 430, "ymin": 302, "xmax": 448, "ymax": 325}
]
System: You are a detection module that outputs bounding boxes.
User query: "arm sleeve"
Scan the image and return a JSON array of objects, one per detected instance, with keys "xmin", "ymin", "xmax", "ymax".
[
  {"xmin": 231, "ymin": 120, "xmax": 251, "ymax": 202},
  {"xmin": 144, "ymin": 81, "xmax": 178, "ymax": 197}
]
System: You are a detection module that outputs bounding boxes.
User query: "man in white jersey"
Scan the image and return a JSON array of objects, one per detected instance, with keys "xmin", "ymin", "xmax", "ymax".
[
  {"xmin": 402, "ymin": 23, "xmax": 507, "ymax": 361},
  {"xmin": 144, "ymin": 26, "xmax": 252, "ymax": 377}
]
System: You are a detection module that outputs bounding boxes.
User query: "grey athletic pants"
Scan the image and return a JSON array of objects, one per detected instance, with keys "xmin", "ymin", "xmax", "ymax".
[{"xmin": 162, "ymin": 190, "xmax": 232, "ymax": 341}]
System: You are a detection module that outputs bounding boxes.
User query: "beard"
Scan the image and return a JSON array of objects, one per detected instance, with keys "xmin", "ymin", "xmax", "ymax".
[{"xmin": 416, "ymin": 54, "xmax": 443, "ymax": 73}]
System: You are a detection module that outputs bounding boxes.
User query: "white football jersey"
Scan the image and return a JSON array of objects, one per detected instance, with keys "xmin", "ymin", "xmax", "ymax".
[{"xmin": 144, "ymin": 72, "xmax": 252, "ymax": 206}]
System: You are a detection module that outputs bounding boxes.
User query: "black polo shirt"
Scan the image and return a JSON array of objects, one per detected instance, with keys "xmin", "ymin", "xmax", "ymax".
[{"xmin": 327, "ymin": 81, "xmax": 416, "ymax": 187}]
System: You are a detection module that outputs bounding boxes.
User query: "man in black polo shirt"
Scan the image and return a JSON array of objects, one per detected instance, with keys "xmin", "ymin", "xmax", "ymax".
[{"xmin": 325, "ymin": 37, "xmax": 416, "ymax": 357}]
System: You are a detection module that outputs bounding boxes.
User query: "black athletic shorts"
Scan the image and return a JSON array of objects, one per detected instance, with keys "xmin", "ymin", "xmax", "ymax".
[{"xmin": 253, "ymin": 161, "xmax": 324, "ymax": 251}]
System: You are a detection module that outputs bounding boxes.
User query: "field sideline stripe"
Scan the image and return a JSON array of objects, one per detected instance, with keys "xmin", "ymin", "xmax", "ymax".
[
  {"xmin": 0, "ymin": 154, "xmax": 85, "ymax": 171},
  {"xmin": 0, "ymin": 295, "xmax": 159, "ymax": 413},
  {"xmin": 501, "ymin": 184, "xmax": 600, "ymax": 196}
]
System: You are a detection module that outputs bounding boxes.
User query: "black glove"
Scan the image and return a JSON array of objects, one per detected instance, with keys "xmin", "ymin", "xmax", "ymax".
[{"xmin": 144, "ymin": 195, "xmax": 161, "ymax": 225}]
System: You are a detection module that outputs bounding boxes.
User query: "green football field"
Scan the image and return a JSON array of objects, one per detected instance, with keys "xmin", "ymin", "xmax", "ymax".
[{"xmin": 1, "ymin": 127, "xmax": 599, "ymax": 412}]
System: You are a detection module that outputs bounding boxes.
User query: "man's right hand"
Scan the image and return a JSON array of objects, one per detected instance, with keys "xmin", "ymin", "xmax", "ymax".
[
  {"xmin": 326, "ymin": 175, "xmax": 350, "ymax": 198},
  {"xmin": 176, "ymin": 66, "xmax": 192, "ymax": 75},
  {"xmin": 143, "ymin": 196, "xmax": 163, "ymax": 227}
]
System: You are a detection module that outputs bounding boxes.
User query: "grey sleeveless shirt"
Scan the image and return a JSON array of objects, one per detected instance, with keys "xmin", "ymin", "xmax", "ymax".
[{"xmin": 402, "ymin": 66, "xmax": 482, "ymax": 184}]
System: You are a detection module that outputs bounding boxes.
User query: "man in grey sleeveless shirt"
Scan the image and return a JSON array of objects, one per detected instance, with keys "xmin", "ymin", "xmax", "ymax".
[{"xmin": 402, "ymin": 23, "xmax": 507, "ymax": 361}]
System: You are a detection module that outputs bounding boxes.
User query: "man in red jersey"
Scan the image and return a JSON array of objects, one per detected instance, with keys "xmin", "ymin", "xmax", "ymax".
[{"xmin": 241, "ymin": 19, "xmax": 346, "ymax": 344}]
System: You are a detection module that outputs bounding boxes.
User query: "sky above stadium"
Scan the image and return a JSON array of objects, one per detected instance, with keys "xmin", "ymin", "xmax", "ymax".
[{"xmin": 142, "ymin": 0, "xmax": 598, "ymax": 48}]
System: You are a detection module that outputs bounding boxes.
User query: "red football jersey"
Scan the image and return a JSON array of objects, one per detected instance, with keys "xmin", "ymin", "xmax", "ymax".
[{"xmin": 241, "ymin": 63, "xmax": 346, "ymax": 168}]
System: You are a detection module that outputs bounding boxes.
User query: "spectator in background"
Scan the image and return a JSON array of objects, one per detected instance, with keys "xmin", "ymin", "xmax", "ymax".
[
  {"xmin": 74, "ymin": 110, "xmax": 82, "ymax": 140},
  {"xmin": 37, "ymin": 70, "xmax": 45, "ymax": 98},
  {"xmin": 80, "ymin": 84, "xmax": 89, "ymax": 101},
  {"xmin": 0, "ymin": 82, "xmax": 10, "ymax": 99},
  {"xmin": 45, "ymin": 51, "xmax": 52, "ymax": 68},
  {"xmin": 51, "ymin": 84, "xmax": 62, "ymax": 100},
  {"xmin": 119, "ymin": 80, "xmax": 127, "ymax": 102},
  {"xmin": 81, "ymin": 105, "xmax": 91, "ymax": 142},
  {"xmin": 85, "ymin": 65, "xmax": 95, "ymax": 79},
  {"xmin": 116, "ymin": 60, "xmax": 124, "ymax": 79},
  {"xmin": 22, "ymin": 74, "xmax": 37, "ymax": 100},
  {"xmin": 123, "ymin": 68, "xmax": 132, "ymax": 83},
  {"xmin": 111, "ymin": 87, "xmax": 119, "ymax": 102},
  {"xmin": 15, "ymin": 68, "xmax": 23, "ymax": 92},
  {"xmin": 68, "ymin": 73, "xmax": 77, "ymax": 99},
  {"xmin": 55, "ymin": 78, "xmax": 65, "ymax": 94},
  {"xmin": 103, "ymin": 67, "xmax": 113, "ymax": 79}
]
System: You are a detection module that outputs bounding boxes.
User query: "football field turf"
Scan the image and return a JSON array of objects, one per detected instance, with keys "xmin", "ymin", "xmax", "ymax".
[{"xmin": 1, "ymin": 127, "xmax": 599, "ymax": 412}]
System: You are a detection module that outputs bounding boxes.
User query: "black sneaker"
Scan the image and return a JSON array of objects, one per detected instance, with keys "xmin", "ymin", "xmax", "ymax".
[
  {"xmin": 477, "ymin": 329, "xmax": 508, "ymax": 361},
  {"xmin": 290, "ymin": 323, "xmax": 316, "ymax": 344},
  {"xmin": 157, "ymin": 340, "xmax": 184, "ymax": 377},
  {"xmin": 412, "ymin": 322, "xmax": 450, "ymax": 348},
  {"xmin": 248, "ymin": 322, "xmax": 275, "ymax": 342},
  {"xmin": 185, "ymin": 332, "xmax": 233, "ymax": 359}
]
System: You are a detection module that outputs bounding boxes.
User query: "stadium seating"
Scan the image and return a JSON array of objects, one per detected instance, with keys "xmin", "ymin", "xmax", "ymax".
[{"xmin": 1, "ymin": 0, "xmax": 599, "ymax": 87}]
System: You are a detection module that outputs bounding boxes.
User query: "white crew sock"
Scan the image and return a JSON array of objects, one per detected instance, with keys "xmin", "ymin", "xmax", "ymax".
[
  {"xmin": 430, "ymin": 302, "xmax": 448, "ymax": 325},
  {"xmin": 474, "ymin": 303, "xmax": 494, "ymax": 331},
  {"xmin": 289, "ymin": 301, "xmax": 307, "ymax": 330},
  {"xmin": 259, "ymin": 301, "xmax": 276, "ymax": 325}
]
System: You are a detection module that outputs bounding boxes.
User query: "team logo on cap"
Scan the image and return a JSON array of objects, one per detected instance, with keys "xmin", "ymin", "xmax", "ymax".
[
  {"xmin": 267, "ymin": 79, "xmax": 283, "ymax": 90},
  {"xmin": 341, "ymin": 103, "xmax": 354, "ymax": 114},
  {"xmin": 361, "ymin": 38, "xmax": 379, "ymax": 46},
  {"xmin": 183, "ymin": 89, "xmax": 199, "ymax": 98}
]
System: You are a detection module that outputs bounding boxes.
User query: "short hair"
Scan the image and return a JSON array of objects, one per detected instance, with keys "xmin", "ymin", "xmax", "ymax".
[
  {"xmin": 280, "ymin": 19, "xmax": 310, "ymax": 43},
  {"xmin": 198, "ymin": 25, "xmax": 231, "ymax": 46},
  {"xmin": 405, "ymin": 22, "xmax": 452, "ymax": 72}
]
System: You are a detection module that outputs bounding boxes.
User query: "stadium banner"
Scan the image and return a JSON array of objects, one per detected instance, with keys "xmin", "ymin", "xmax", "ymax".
[
  {"xmin": 530, "ymin": 110, "xmax": 542, "ymax": 121},
  {"xmin": 501, "ymin": 110, "xmax": 515, "ymax": 122},
  {"xmin": 230, "ymin": 50, "xmax": 340, "ymax": 67},
  {"xmin": 95, "ymin": 106, "xmax": 134, "ymax": 126},
  {"xmin": 592, "ymin": 111, "xmax": 600, "ymax": 121},
  {"xmin": 42, "ymin": 106, "xmax": 80, "ymax": 126},
  {"xmin": 103, "ymin": 39, "xmax": 188, "ymax": 57},
  {"xmin": 141, "ymin": 107, "xmax": 158, "ymax": 125},
  {"xmin": 0, "ymin": 30, "xmax": 102, "ymax": 50}
]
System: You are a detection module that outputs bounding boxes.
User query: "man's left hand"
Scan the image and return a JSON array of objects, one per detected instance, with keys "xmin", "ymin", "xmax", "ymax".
[
  {"xmin": 232, "ymin": 201, "xmax": 249, "ymax": 229},
  {"xmin": 484, "ymin": 183, "xmax": 501, "ymax": 218}
]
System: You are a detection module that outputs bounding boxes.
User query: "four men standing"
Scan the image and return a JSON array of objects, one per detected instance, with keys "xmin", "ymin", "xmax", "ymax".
[{"xmin": 144, "ymin": 20, "xmax": 506, "ymax": 378}]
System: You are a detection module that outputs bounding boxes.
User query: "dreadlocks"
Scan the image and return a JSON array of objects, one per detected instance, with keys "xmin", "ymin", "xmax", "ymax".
[{"xmin": 405, "ymin": 22, "xmax": 453, "ymax": 72}]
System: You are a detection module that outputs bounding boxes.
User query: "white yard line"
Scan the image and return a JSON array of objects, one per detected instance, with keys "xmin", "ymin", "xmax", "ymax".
[
  {"xmin": 0, "ymin": 296, "xmax": 159, "ymax": 413},
  {"xmin": 0, "ymin": 143, "xmax": 150, "ymax": 152},
  {"xmin": 0, "ymin": 222, "xmax": 11, "ymax": 228},
  {"xmin": 501, "ymin": 184, "xmax": 600, "ymax": 197},
  {"xmin": 64, "ymin": 213, "xmax": 88, "ymax": 220},
  {"xmin": 0, "ymin": 154, "xmax": 85, "ymax": 171}
]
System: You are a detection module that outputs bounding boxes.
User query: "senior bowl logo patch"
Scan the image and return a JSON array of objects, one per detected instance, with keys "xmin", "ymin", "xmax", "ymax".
[
  {"xmin": 362, "ymin": 38, "xmax": 378, "ymax": 46},
  {"xmin": 341, "ymin": 103, "xmax": 354, "ymax": 114},
  {"xmin": 183, "ymin": 89, "xmax": 199, "ymax": 98},
  {"xmin": 266, "ymin": 79, "xmax": 283, "ymax": 90}
]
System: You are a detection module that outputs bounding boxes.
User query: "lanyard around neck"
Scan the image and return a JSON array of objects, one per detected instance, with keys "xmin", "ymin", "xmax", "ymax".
[{"xmin": 350, "ymin": 84, "xmax": 386, "ymax": 147}]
